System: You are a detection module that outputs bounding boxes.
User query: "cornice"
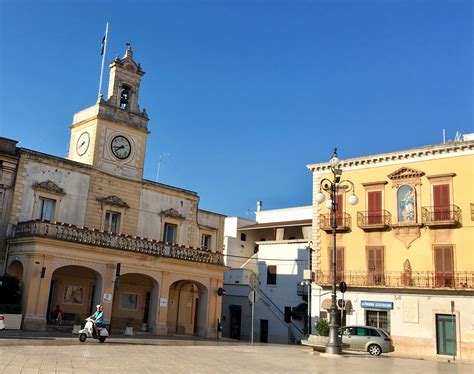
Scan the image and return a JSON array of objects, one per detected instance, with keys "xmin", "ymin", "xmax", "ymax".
[{"xmin": 307, "ymin": 140, "xmax": 474, "ymax": 173}]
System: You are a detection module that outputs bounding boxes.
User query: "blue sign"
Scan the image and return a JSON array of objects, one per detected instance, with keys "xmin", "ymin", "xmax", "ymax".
[{"xmin": 360, "ymin": 300, "xmax": 393, "ymax": 310}]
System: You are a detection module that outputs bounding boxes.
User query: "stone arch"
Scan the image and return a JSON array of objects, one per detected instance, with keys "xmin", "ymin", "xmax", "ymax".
[
  {"xmin": 167, "ymin": 279, "xmax": 209, "ymax": 337},
  {"xmin": 6, "ymin": 260, "xmax": 24, "ymax": 286},
  {"xmin": 111, "ymin": 271, "xmax": 159, "ymax": 333},
  {"xmin": 47, "ymin": 264, "xmax": 103, "ymax": 325}
]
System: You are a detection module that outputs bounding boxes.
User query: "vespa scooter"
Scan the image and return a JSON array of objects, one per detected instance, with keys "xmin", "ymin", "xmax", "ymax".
[{"xmin": 78, "ymin": 317, "xmax": 109, "ymax": 343}]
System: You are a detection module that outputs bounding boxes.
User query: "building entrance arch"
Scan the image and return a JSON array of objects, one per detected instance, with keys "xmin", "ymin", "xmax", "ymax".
[
  {"xmin": 47, "ymin": 265, "xmax": 102, "ymax": 325},
  {"xmin": 167, "ymin": 280, "xmax": 209, "ymax": 337},
  {"xmin": 110, "ymin": 273, "xmax": 158, "ymax": 333}
]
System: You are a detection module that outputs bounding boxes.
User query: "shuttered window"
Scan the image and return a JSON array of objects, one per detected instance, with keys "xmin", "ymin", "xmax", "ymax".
[
  {"xmin": 330, "ymin": 194, "xmax": 344, "ymax": 227},
  {"xmin": 434, "ymin": 246, "xmax": 454, "ymax": 287},
  {"xmin": 367, "ymin": 246, "xmax": 384, "ymax": 285},
  {"xmin": 433, "ymin": 184, "xmax": 450, "ymax": 221},
  {"xmin": 367, "ymin": 191, "xmax": 382, "ymax": 224},
  {"xmin": 329, "ymin": 247, "xmax": 345, "ymax": 283}
]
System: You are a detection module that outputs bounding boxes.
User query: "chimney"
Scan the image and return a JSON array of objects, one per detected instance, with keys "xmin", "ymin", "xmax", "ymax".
[{"xmin": 256, "ymin": 200, "xmax": 262, "ymax": 212}]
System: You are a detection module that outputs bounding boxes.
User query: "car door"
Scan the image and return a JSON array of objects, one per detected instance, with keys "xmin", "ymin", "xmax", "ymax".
[
  {"xmin": 353, "ymin": 327, "xmax": 369, "ymax": 350},
  {"xmin": 340, "ymin": 327, "xmax": 356, "ymax": 349}
]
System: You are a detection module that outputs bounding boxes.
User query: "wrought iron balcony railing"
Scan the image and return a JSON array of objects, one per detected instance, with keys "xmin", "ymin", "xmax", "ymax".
[
  {"xmin": 316, "ymin": 270, "xmax": 473, "ymax": 289},
  {"xmin": 319, "ymin": 213, "xmax": 351, "ymax": 232},
  {"xmin": 9, "ymin": 220, "xmax": 224, "ymax": 265},
  {"xmin": 357, "ymin": 210, "xmax": 391, "ymax": 230},
  {"xmin": 421, "ymin": 205, "xmax": 462, "ymax": 227}
]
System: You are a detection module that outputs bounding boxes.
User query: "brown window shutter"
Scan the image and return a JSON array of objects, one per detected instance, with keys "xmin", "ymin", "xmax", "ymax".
[
  {"xmin": 375, "ymin": 247, "xmax": 384, "ymax": 273},
  {"xmin": 368, "ymin": 191, "xmax": 382, "ymax": 224},
  {"xmin": 433, "ymin": 184, "xmax": 450, "ymax": 207},
  {"xmin": 368, "ymin": 247, "xmax": 375, "ymax": 271},
  {"xmin": 336, "ymin": 247, "xmax": 344, "ymax": 272}
]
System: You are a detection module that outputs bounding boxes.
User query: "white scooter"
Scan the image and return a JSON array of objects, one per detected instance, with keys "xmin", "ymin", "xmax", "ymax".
[{"xmin": 78, "ymin": 317, "xmax": 109, "ymax": 343}]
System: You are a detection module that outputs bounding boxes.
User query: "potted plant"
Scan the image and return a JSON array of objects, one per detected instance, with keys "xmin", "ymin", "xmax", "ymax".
[
  {"xmin": 124, "ymin": 317, "xmax": 134, "ymax": 335},
  {"xmin": 0, "ymin": 275, "xmax": 22, "ymax": 330},
  {"xmin": 72, "ymin": 314, "xmax": 82, "ymax": 334}
]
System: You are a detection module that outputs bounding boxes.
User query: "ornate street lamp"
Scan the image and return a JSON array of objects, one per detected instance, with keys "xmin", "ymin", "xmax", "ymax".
[{"xmin": 315, "ymin": 148, "xmax": 358, "ymax": 355}]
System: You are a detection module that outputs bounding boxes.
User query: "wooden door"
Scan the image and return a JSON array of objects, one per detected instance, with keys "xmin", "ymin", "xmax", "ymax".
[
  {"xmin": 367, "ymin": 247, "xmax": 384, "ymax": 285},
  {"xmin": 368, "ymin": 191, "xmax": 382, "ymax": 225},
  {"xmin": 435, "ymin": 246, "xmax": 454, "ymax": 287},
  {"xmin": 433, "ymin": 184, "xmax": 450, "ymax": 221}
]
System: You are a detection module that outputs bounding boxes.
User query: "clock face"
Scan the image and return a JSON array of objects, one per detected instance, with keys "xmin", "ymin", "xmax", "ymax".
[
  {"xmin": 111, "ymin": 135, "xmax": 131, "ymax": 160},
  {"xmin": 76, "ymin": 132, "xmax": 90, "ymax": 156}
]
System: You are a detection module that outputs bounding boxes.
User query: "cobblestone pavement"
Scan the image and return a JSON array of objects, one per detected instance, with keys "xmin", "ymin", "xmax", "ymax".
[{"xmin": 0, "ymin": 335, "xmax": 471, "ymax": 374}]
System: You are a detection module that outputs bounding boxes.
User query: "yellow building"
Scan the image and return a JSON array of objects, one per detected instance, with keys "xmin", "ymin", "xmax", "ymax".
[
  {"xmin": 307, "ymin": 137, "xmax": 474, "ymax": 360},
  {"xmin": 2, "ymin": 46, "xmax": 227, "ymax": 337}
]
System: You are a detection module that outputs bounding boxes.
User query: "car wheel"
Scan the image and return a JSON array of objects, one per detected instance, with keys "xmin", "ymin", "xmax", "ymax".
[
  {"xmin": 99, "ymin": 337, "xmax": 106, "ymax": 343},
  {"xmin": 79, "ymin": 333, "xmax": 87, "ymax": 343},
  {"xmin": 368, "ymin": 344, "xmax": 382, "ymax": 356}
]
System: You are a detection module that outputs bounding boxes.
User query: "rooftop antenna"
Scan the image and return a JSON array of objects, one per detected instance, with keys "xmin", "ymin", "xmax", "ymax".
[
  {"xmin": 454, "ymin": 131, "xmax": 462, "ymax": 142},
  {"xmin": 156, "ymin": 153, "xmax": 171, "ymax": 182}
]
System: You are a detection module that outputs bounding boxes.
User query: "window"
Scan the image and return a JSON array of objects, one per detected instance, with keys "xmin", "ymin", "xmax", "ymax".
[
  {"xmin": 201, "ymin": 234, "xmax": 212, "ymax": 249},
  {"xmin": 120, "ymin": 292, "xmax": 138, "ymax": 310},
  {"xmin": 37, "ymin": 197, "xmax": 56, "ymax": 221},
  {"xmin": 433, "ymin": 184, "xmax": 450, "ymax": 221},
  {"xmin": 366, "ymin": 310, "xmax": 390, "ymax": 334},
  {"xmin": 330, "ymin": 247, "xmax": 344, "ymax": 283},
  {"xmin": 367, "ymin": 246, "xmax": 384, "ymax": 285},
  {"xmin": 164, "ymin": 223, "xmax": 177, "ymax": 244},
  {"xmin": 105, "ymin": 211, "xmax": 121, "ymax": 233},
  {"xmin": 240, "ymin": 233, "xmax": 247, "ymax": 241},
  {"xmin": 330, "ymin": 193, "xmax": 344, "ymax": 226},
  {"xmin": 434, "ymin": 246, "xmax": 453, "ymax": 287},
  {"xmin": 367, "ymin": 191, "xmax": 382, "ymax": 224},
  {"xmin": 267, "ymin": 265, "xmax": 277, "ymax": 285}
]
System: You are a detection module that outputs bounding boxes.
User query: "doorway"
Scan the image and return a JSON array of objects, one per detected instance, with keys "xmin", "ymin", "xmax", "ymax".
[
  {"xmin": 436, "ymin": 314, "xmax": 456, "ymax": 356},
  {"xmin": 260, "ymin": 319, "xmax": 268, "ymax": 343},
  {"xmin": 229, "ymin": 306, "xmax": 241, "ymax": 340}
]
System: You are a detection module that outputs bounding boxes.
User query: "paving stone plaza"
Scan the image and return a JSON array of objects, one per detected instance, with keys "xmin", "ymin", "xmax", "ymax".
[{"xmin": 0, "ymin": 334, "xmax": 471, "ymax": 373}]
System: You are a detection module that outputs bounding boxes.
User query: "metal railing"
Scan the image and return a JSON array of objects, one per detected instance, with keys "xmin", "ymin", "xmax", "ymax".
[
  {"xmin": 317, "ymin": 270, "xmax": 473, "ymax": 289},
  {"xmin": 357, "ymin": 210, "xmax": 391, "ymax": 228},
  {"xmin": 319, "ymin": 213, "xmax": 351, "ymax": 231},
  {"xmin": 9, "ymin": 220, "xmax": 224, "ymax": 265},
  {"xmin": 421, "ymin": 205, "xmax": 462, "ymax": 225}
]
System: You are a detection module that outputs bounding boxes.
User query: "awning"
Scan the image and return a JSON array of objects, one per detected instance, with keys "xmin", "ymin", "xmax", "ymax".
[{"xmin": 321, "ymin": 298, "xmax": 352, "ymax": 311}]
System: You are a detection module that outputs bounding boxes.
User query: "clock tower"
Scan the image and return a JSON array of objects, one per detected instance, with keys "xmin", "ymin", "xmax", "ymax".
[{"xmin": 67, "ymin": 45, "xmax": 149, "ymax": 180}]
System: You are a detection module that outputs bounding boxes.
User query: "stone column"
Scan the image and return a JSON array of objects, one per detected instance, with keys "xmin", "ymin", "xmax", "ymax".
[
  {"xmin": 148, "ymin": 273, "xmax": 162, "ymax": 334},
  {"xmin": 22, "ymin": 256, "xmax": 53, "ymax": 331},
  {"xmin": 101, "ymin": 264, "xmax": 115, "ymax": 325},
  {"xmin": 206, "ymin": 278, "xmax": 219, "ymax": 338},
  {"xmin": 155, "ymin": 271, "xmax": 170, "ymax": 335}
]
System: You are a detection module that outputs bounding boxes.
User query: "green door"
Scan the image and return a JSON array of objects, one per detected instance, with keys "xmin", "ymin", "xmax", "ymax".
[{"xmin": 436, "ymin": 314, "xmax": 456, "ymax": 356}]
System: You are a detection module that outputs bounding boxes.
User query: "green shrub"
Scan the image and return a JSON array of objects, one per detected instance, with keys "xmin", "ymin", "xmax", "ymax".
[
  {"xmin": 0, "ymin": 275, "xmax": 22, "ymax": 314},
  {"xmin": 315, "ymin": 319, "xmax": 329, "ymax": 336}
]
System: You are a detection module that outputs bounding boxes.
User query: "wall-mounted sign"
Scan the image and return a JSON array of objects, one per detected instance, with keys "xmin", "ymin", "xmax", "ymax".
[
  {"xmin": 361, "ymin": 300, "xmax": 393, "ymax": 310},
  {"xmin": 103, "ymin": 293, "xmax": 113, "ymax": 303},
  {"xmin": 160, "ymin": 298, "xmax": 168, "ymax": 307}
]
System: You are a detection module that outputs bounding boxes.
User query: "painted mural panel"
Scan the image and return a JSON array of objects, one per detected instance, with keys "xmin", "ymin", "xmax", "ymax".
[{"xmin": 397, "ymin": 185, "xmax": 416, "ymax": 223}]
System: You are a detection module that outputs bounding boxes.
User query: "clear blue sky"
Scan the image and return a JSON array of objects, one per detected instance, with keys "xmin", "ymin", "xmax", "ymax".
[{"xmin": 0, "ymin": 0, "xmax": 472, "ymax": 217}]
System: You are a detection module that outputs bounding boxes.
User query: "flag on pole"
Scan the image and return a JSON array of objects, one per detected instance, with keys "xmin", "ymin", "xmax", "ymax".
[{"xmin": 101, "ymin": 33, "xmax": 106, "ymax": 55}]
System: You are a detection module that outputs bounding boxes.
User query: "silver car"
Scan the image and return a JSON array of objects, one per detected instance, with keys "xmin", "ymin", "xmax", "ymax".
[{"xmin": 339, "ymin": 325, "xmax": 394, "ymax": 356}]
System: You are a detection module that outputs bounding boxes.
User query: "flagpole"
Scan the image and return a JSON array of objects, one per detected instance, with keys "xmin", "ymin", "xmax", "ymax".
[{"xmin": 97, "ymin": 22, "xmax": 109, "ymax": 102}]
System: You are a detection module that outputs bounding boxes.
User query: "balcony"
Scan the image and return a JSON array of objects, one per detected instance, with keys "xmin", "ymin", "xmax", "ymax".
[
  {"xmin": 421, "ymin": 205, "xmax": 462, "ymax": 227},
  {"xmin": 357, "ymin": 210, "xmax": 392, "ymax": 230},
  {"xmin": 9, "ymin": 220, "xmax": 224, "ymax": 265},
  {"xmin": 316, "ymin": 270, "xmax": 473, "ymax": 289},
  {"xmin": 320, "ymin": 213, "xmax": 351, "ymax": 232}
]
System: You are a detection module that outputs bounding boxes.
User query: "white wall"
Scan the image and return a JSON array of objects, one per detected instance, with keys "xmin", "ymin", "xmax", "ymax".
[
  {"xmin": 19, "ymin": 161, "xmax": 90, "ymax": 225},
  {"xmin": 137, "ymin": 189, "xmax": 194, "ymax": 244},
  {"xmin": 255, "ymin": 206, "xmax": 312, "ymax": 224}
]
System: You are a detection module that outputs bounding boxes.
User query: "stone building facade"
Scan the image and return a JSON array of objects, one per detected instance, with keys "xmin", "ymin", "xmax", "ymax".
[{"xmin": 2, "ymin": 47, "xmax": 227, "ymax": 337}]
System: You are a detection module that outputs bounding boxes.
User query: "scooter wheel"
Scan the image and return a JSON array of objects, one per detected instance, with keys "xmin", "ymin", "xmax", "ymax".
[
  {"xmin": 99, "ymin": 337, "xmax": 106, "ymax": 343},
  {"xmin": 79, "ymin": 333, "xmax": 87, "ymax": 342}
]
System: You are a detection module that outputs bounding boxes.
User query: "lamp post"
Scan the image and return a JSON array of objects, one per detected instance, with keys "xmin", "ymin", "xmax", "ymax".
[{"xmin": 314, "ymin": 148, "xmax": 358, "ymax": 355}]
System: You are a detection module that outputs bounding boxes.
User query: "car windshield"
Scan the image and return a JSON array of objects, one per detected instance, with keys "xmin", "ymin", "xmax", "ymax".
[{"xmin": 378, "ymin": 329, "xmax": 390, "ymax": 337}]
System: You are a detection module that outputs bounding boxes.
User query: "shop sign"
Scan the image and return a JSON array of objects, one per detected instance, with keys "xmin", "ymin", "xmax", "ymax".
[{"xmin": 360, "ymin": 300, "xmax": 393, "ymax": 309}]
